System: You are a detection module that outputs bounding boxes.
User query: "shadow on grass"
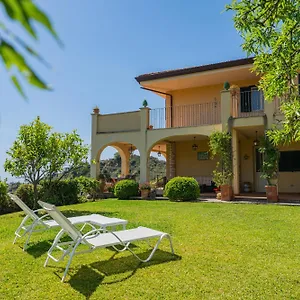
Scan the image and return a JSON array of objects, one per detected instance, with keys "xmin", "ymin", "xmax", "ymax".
[
  {"xmin": 62, "ymin": 249, "xmax": 181, "ymax": 299},
  {"xmin": 62, "ymin": 210, "xmax": 117, "ymax": 218},
  {"xmin": 26, "ymin": 240, "xmax": 52, "ymax": 258}
]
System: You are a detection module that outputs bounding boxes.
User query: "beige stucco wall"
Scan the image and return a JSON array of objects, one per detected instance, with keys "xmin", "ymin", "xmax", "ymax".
[
  {"xmin": 175, "ymin": 140, "xmax": 217, "ymax": 178},
  {"xmin": 97, "ymin": 111, "xmax": 140, "ymax": 133}
]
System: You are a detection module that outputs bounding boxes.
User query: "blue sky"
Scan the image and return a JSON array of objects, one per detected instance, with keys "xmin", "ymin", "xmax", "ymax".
[{"xmin": 0, "ymin": 0, "xmax": 245, "ymax": 180}]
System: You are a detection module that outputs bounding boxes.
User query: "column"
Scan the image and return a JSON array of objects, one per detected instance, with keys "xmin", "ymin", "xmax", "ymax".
[
  {"xmin": 232, "ymin": 128, "xmax": 240, "ymax": 195},
  {"xmin": 168, "ymin": 142, "xmax": 176, "ymax": 179},
  {"xmin": 90, "ymin": 109, "xmax": 99, "ymax": 178},
  {"xmin": 221, "ymin": 89, "xmax": 232, "ymax": 130},
  {"xmin": 139, "ymin": 151, "xmax": 149, "ymax": 183},
  {"xmin": 121, "ymin": 153, "xmax": 130, "ymax": 177}
]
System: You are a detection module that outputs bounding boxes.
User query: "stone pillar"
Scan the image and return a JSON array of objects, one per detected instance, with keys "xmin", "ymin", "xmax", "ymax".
[
  {"xmin": 221, "ymin": 90, "xmax": 232, "ymax": 130},
  {"xmin": 167, "ymin": 142, "xmax": 176, "ymax": 178},
  {"xmin": 139, "ymin": 151, "xmax": 149, "ymax": 183},
  {"xmin": 90, "ymin": 109, "xmax": 99, "ymax": 179},
  {"xmin": 121, "ymin": 152, "xmax": 130, "ymax": 177},
  {"xmin": 230, "ymin": 87, "xmax": 240, "ymax": 119},
  {"xmin": 232, "ymin": 128, "xmax": 240, "ymax": 195},
  {"xmin": 140, "ymin": 107, "xmax": 150, "ymax": 130}
]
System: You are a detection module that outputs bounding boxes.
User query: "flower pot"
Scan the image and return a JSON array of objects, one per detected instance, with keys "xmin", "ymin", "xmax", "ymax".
[
  {"xmin": 265, "ymin": 185, "xmax": 278, "ymax": 202},
  {"xmin": 221, "ymin": 185, "xmax": 233, "ymax": 201},
  {"xmin": 141, "ymin": 189, "xmax": 150, "ymax": 199},
  {"xmin": 148, "ymin": 125, "xmax": 153, "ymax": 130}
]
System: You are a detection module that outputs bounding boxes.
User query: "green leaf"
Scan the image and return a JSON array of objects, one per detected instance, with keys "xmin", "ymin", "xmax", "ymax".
[
  {"xmin": 11, "ymin": 75, "xmax": 27, "ymax": 99},
  {"xmin": 0, "ymin": 40, "xmax": 50, "ymax": 90},
  {"xmin": 21, "ymin": 0, "xmax": 63, "ymax": 46}
]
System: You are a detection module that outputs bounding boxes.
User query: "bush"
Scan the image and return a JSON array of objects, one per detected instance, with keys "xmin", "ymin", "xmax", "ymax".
[
  {"xmin": 40, "ymin": 180, "xmax": 80, "ymax": 206},
  {"xmin": 15, "ymin": 184, "xmax": 35, "ymax": 208},
  {"xmin": 114, "ymin": 180, "xmax": 139, "ymax": 200},
  {"xmin": 74, "ymin": 176, "xmax": 99, "ymax": 199},
  {"xmin": 0, "ymin": 180, "xmax": 15, "ymax": 214},
  {"xmin": 164, "ymin": 177, "xmax": 200, "ymax": 201}
]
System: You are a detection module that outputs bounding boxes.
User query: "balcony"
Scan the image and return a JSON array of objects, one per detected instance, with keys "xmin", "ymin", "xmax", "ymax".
[
  {"xmin": 232, "ymin": 90, "xmax": 265, "ymax": 118},
  {"xmin": 149, "ymin": 101, "xmax": 221, "ymax": 129}
]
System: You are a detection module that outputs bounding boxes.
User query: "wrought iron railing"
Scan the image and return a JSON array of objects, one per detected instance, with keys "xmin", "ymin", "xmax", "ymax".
[
  {"xmin": 149, "ymin": 101, "xmax": 221, "ymax": 129},
  {"xmin": 237, "ymin": 90, "xmax": 265, "ymax": 118}
]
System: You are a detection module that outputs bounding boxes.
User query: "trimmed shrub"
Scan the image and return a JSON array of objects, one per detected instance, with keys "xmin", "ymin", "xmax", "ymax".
[
  {"xmin": 114, "ymin": 180, "xmax": 139, "ymax": 200},
  {"xmin": 164, "ymin": 177, "xmax": 200, "ymax": 201},
  {"xmin": 0, "ymin": 180, "xmax": 14, "ymax": 214},
  {"xmin": 40, "ymin": 180, "xmax": 80, "ymax": 206},
  {"xmin": 15, "ymin": 184, "xmax": 35, "ymax": 208}
]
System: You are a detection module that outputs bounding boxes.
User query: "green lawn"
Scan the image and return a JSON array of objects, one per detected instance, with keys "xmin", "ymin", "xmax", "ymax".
[{"xmin": 1, "ymin": 200, "xmax": 300, "ymax": 299}]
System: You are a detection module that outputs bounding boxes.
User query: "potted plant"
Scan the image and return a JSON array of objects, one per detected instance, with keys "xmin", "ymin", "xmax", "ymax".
[
  {"xmin": 258, "ymin": 134, "xmax": 280, "ymax": 202},
  {"xmin": 209, "ymin": 131, "xmax": 233, "ymax": 201},
  {"xmin": 139, "ymin": 182, "xmax": 151, "ymax": 199}
]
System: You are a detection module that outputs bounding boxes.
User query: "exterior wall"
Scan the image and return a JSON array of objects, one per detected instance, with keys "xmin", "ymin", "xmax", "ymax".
[
  {"xmin": 97, "ymin": 111, "xmax": 140, "ymax": 133},
  {"xmin": 175, "ymin": 140, "xmax": 216, "ymax": 178}
]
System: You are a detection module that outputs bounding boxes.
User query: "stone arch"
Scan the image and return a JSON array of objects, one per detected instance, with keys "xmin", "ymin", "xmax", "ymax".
[{"xmin": 92, "ymin": 142, "xmax": 139, "ymax": 179}]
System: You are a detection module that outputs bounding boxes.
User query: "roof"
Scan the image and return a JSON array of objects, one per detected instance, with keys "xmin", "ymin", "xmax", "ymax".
[{"xmin": 135, "ymin": 57, "xmax": 254, "ymax": 83}]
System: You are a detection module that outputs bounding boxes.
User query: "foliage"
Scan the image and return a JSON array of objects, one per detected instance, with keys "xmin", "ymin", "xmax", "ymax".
[
  {"xmin": 74, "ymin": 176, "xmax": 99, "ymax": 199},
  {"xmin": 0, "ymin": 0, "xmax": 61, "ymax": 98},
  {"xmin": 268, "ymin": 99, "xmax": 300, "ymax": 145},
  {"xmin": 100, "ymin": 153, "xmax": 166, "ymax": 181},
  {"xmin": 4, "ymin": 117, "xmax": 89, "ymax": 208},
  {"xmin": 142, "ymin": 99, "xmax": 148, "ymax": 107},
  {"xmin": 114, "ymin": 180, "xmax": 139, "ymax": 200},
  {"xmin": 139, "ymin": 182, "xmax": 151, "ymax": 191},
  {"xmin": 224, "ymin": 81, "xmax": 230, "ymax": 90},
  {"xmin": 258, "ymin": 134, "xmax": 280, "ymax": 185},
  {"xmin": 209, "ymin": 131, "xmax": 233, "ymax": 186},
  {"xmin": 164, "ymin": 177, "xmax": 200, "ymax": 201},
  {"xmin": 0, "ymin": 179, "xmax": 15, "ymax": 213},
  {"xmin": 40, "ymin": 180, "xmax": 80, "ymax": 206},
  {"xmin": 226, "ymin": 0, "xmax": 300, "ymax": 144},
  {"xmin": 15, "ymin": 183, "xmax": 35, "ymax": 208}
]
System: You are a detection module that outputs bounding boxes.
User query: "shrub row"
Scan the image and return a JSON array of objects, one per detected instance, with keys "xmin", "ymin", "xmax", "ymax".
[{"xmin": 0, "ymin": 177, "xmax": 101, "ymax": 214}]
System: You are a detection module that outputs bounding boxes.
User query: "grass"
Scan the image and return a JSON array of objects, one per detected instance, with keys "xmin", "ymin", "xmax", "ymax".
[{"xmin": 1, "ymin": 200, "xmax": 300, "ymax": 299}]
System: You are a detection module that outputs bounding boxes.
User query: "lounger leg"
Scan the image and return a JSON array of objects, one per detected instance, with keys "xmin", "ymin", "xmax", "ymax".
[
  {"xmin": 13, "ymin": 215, "xmax": 30, "ymax": 244},
  {"xmin": 61, "ymin": 243, "xmax": 80, "ymax": 282}
]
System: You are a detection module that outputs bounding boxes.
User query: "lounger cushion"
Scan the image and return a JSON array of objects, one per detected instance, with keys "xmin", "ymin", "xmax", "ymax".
[{"xmin": 87, "ymin": 226, "xmax": 165, "ymax": 248}]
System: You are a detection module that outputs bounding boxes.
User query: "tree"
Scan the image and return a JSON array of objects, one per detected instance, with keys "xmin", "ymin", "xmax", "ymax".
[
  {"xmin": 4, "ymin": 117, "xmax": 89, "ymax": 208},
  {"xmin": 0, "ymin": 0, "xmax": 61, "ymax": 98},
  {"xmin": 226, "ymin": 0, "xmax": 300, "ymax": 145}
]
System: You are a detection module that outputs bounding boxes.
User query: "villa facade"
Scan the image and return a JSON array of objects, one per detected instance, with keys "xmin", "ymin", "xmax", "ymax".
[{"xmin": 91, "ymin": 57, "xmax": 300, "ymax": 195}]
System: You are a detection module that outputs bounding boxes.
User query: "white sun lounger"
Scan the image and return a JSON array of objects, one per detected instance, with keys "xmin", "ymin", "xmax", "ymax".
[
  {"xmin": 38, "ymin": 200, "xmax": 174, "ymax": 282},
  {"xmin": 9, "ymin": 194, "xmax": 127, "ymax": 250}
]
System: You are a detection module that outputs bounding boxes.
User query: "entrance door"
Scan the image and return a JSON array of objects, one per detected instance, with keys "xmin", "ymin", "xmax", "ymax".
[{"xmin": 255, "ymin": 148, "xmax": 266, "ymax": 192}]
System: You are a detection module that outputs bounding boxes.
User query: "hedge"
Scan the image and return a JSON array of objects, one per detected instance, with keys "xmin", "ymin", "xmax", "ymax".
[
  {"xmin": 114, "ymin": 180, "xmax": 139, "ymax": 200},
  {"xmin": 164, "ymin": 177, "xmax": 200, "ymax": 201}
]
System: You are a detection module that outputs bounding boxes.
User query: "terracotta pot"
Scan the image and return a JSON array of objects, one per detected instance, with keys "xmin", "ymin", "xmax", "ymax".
[
  {"xmin": 221, "ymin": 185, "xmax": 233, "ymax": 201},
  {"xmin": 148, "ymin": 125, "xmax": 153, "ymax": 130},
  {"xmin": 141, "ymin": 189, "xmax": 150, "ymax": 199},
  {"xmin": 265, "ymin": 185, "xmax": 278, "ymax": 202}
]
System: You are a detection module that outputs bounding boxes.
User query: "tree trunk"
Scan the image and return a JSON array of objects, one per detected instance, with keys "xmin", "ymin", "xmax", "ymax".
[{"xmin": 33, "ymin": 182, "xmax": 39, "ymax": 209}]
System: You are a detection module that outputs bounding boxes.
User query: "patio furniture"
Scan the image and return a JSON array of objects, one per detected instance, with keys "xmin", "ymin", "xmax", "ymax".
[
  {"xmin": 9, "ymin": 194, "xmax": 128, "ymax": 250},
  {"xmin": 38, "ymin": 200, "xmax": 175, "ymax": 282}
]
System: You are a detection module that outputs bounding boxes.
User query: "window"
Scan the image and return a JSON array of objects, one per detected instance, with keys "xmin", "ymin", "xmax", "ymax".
[
  {"xmin": 255, "ymin": 148, "xmax": 263, "ymax": 172},
  {"xmin": 279, "ymin": 151, "xmax": 300, "ymax": 172}
]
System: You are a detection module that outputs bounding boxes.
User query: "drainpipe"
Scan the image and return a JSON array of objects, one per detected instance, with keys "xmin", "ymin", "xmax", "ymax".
[{"xmin": 140, "ymin": 87, "xmax": 173, "ymax": 127}]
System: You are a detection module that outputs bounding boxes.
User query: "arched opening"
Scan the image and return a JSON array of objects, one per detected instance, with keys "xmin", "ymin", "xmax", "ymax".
[
  {"xmin": 96, "ymin": 142, "xmax": 140, "ymax": 182},
  {"xmin": 148, "ymin": 134, "xmax": 216, "ymax": 195}
]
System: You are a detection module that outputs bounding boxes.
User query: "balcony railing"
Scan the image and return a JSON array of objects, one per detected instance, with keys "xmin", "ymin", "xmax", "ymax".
[
  {"xmin": 149, "ymin": 101, "xmax": 221, "ymax": 129},
  {"xmin": 236, "ymin": 90, "xmax": 265, "ymax": 118}
]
